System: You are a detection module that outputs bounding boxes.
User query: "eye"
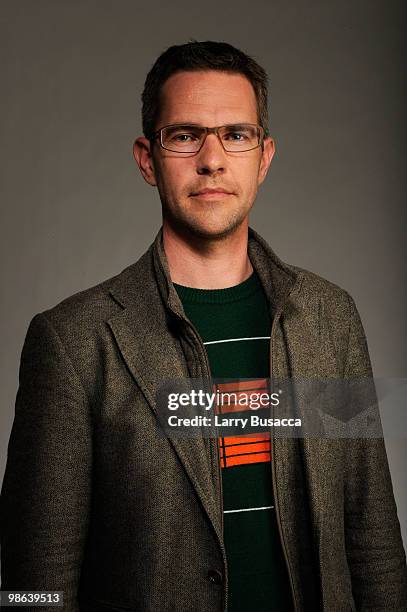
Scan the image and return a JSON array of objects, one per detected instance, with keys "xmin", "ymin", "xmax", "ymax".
[
  {"xmin": 166, "ymin": 127, "xmax": 202, "ymax": 143},
  {"xmin": 223, "ymin": 130, "xmax": 249, "ymax": 141},
  {"xmin": 173, "ymin": 133, "xmax": 197, "ymax": 142}
]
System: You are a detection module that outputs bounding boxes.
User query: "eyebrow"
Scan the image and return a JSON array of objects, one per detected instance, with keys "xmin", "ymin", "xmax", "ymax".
[
  {"xmin": 164, "ymin": 122, "xmax": 253, "ymax": 129},
  {"xmin": 165, "ymin": 122, "xmax": 205, "ymax": 128},
  {"xmin": 221, "ymin": 123, "xmax": 252, "ymax": 130}
]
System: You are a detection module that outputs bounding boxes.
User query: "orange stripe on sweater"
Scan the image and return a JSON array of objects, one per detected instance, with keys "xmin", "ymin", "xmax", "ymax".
[{"xmin": 218, "ymin": 433, "xmax": 271, "ymax": 467}]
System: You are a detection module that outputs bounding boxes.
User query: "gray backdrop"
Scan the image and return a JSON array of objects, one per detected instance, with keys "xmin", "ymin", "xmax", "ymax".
[{"xmin": 1, "ymin": 0, "xmax": 406, "ymax": 549}]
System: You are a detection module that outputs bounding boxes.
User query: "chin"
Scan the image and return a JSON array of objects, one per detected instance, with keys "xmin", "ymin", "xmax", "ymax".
[
  {"xmin": 182, "ymin": 216, "xmax": 247, "ymax": 241},
  {"xmin": 163, "ymin": 202, "xmax": 251, "ymax": 242}
]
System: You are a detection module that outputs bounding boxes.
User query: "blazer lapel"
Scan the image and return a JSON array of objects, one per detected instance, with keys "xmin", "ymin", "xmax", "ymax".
[
  {"xmin": 106, "ymin": 248, "xmax": 222, "ymax": 540},
  {"xmin": 279, "ymin": 288, "xmax": 343, "ymax": 579}
]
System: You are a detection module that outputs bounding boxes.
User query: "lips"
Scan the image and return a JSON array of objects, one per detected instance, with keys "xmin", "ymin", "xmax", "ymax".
[{"xmin": 190, "ymin": 188, "xmax": 234, "ymax": 197}]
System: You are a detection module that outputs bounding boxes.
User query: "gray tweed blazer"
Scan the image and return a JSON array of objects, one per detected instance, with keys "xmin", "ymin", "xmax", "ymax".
[{"xmin": 1, "ymin": 226, "xmax": 406, "ymax": 612}]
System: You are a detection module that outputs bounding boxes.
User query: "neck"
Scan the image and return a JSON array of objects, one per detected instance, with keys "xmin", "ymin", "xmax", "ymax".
[{"xmin": 162, "ymin": 221, "xmax": 253, "ymax": 289}]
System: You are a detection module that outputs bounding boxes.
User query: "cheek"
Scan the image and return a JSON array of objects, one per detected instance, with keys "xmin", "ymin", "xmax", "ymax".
[
  {"xmin": 234, "ymin": 158, "xmax": 261, "ymax": 190},
  {"xmin": 157, "ymin": 161, "xmax": 191, "ymax": 195}
]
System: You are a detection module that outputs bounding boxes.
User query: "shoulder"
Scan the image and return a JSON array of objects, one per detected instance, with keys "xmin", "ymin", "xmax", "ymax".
[
  {"xmin": 284, "ymin": 264, "xmax": 370, "ymax": 372},
  {"xmin": 290, "ymin": 263, "xmax": 353, "ymax": 309},
  {"xmin": 26, "ymin": 248, "xmax": 151, "ymax": 358},
  {"xmin": 286, "ymin": 264, "xmax": 360, "ymax": 346},
  {"xmin": 40, "ymin": 270, "xmax": 123, "ymax": 335}
]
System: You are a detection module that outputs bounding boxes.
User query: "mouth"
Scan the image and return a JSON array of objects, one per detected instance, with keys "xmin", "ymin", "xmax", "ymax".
[{"xmin": 190, "ymin": 188, "xmax": 234, "ymax": 200}]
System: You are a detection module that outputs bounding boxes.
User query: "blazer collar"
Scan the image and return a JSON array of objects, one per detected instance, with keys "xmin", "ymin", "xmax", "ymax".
[
  {"xmin": 141, "ymin": 227, "xmax": 301, "ymax": 318},
  {"xmin": 109, "ymin": 225, "xmax": 302, "ymax": 317}
]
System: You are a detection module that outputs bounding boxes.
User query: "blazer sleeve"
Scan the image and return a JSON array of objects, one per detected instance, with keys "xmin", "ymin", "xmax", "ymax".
[
  {"xmin": 343, "ymin": 294, "xmax": 407, "ymax": 611},
  {"xmin": 0, "ymin": 312, "xmax": 92, "ymax": 611}
]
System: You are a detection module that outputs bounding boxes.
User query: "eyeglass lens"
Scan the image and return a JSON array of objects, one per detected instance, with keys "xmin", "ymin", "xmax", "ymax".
[{"xmin": 161, "ymin": 124, "xmax": 261, "ymax": 152}]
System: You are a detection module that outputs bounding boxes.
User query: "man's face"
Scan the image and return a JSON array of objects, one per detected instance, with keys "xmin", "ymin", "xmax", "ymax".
[{"xmin": 135, "ymin": 70, "xmax": 275, "ymax": 240}]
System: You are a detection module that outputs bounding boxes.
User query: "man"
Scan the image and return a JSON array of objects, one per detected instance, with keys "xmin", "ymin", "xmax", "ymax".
[{"xmin": 1, "ymin": 41, "xmax": 406, "ymax": 612}]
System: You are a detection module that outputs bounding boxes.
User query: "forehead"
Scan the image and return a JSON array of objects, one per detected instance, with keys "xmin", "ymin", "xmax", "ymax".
[{"xmin": 156, "ymin": 70, "xmax": 258, "ymax": 128}]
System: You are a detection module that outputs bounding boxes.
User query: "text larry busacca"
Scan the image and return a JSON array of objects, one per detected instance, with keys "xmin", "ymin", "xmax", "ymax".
[{"xmin": 166, "ymin": 389, "xmax": 302, "ymax": 428}]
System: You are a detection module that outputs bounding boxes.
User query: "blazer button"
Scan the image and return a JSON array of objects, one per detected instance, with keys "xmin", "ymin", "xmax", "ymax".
[{"xmin": 207, "ymin": 569, "xmax": 223, "ymax": 585}]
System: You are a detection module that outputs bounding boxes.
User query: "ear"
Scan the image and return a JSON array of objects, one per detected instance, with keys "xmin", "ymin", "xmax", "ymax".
[
  {"xmin": 133, "ymin": 137, "xmax": 157, "ymax": 186},
  {"xmin": 258, "ymin": 136, "xmax": 275, "ymax": 186}
]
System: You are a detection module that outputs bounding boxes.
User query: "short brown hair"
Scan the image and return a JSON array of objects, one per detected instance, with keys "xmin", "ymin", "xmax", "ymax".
[{"xmin": 141, "ymin": 40, "xmax": 269, "ymax": 139}]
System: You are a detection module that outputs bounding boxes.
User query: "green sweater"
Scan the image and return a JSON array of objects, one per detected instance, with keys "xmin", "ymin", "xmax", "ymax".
[{"xmin": 174, "ymin": 271, "xmax": 293, "ymax": 612}]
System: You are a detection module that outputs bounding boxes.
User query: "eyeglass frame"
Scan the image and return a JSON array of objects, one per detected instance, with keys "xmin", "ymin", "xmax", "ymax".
[{"xmin": 150, "ymin": 123, "xmax": 266, "ymax": 154}]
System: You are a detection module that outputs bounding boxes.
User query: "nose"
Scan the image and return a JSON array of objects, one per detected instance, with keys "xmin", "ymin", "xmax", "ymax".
[{"xmin": 196, "ymin": 132, "xmax": 227, "ymax": 176}]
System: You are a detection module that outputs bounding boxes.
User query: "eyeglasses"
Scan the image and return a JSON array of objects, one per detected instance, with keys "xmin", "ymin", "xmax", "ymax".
[{"xmin": 151, "ymin": 123, "xmax": 265, "ymax": 153}]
